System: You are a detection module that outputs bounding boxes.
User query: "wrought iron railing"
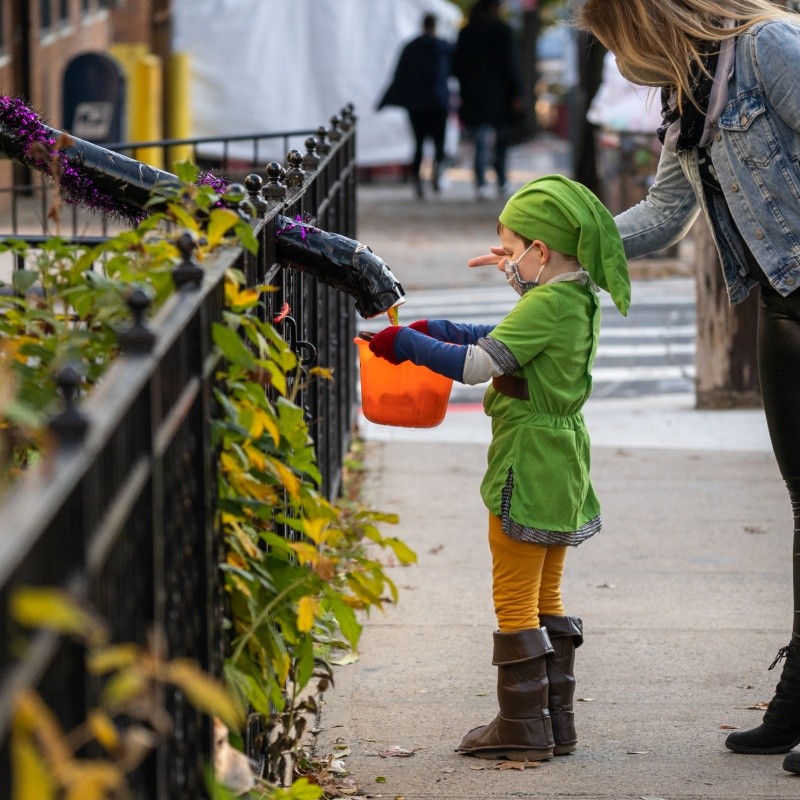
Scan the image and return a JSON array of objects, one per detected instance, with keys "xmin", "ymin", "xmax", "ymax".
[{"xmin": 0, "ymin": 106, "xmax": 371, "ymax": 798}]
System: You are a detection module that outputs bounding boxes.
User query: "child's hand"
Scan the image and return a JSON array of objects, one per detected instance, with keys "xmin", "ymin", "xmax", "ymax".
[
  {"xmin": 467, "ymin": 246, "xmax": 505, "ymax": 268},
  {"xmin": 368, "ymin": 326, "xmax": 405, "ymax": 364}
]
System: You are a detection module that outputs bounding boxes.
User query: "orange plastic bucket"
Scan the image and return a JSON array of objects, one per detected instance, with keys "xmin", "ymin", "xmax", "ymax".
[{"xmin": 354, "ymin": 336, "xmax": 453, "ymax": 428}]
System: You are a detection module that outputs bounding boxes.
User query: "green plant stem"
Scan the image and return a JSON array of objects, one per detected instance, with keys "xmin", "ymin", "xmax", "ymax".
[{"xmin": 230, "ymin": 575, "xmax": 309, "ymax": 664}]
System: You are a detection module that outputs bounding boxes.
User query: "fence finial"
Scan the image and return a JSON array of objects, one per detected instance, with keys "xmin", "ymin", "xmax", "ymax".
[
  {"xmin": 263, "ymin": 162, "xmax": 287, "ymax": 201},
  {"xmin": 172, "ymin": 231, "xmax": 203, "ymax": 290},
  {"xmin": 244, "ymin": 174, "xmax": 268, "ymax": 217},
  {"xmin": 49, "ymin": 364, "xmax": 89, "ymax": 447},
  {"xmin": 285, "ymin": 150, "xmax": 305, "ymax": 188},
  {"xmin": 118, "ymin": 288, "xmax": 156, "ymax": 354},
  {"xmin": 315, "ymin": 126, "xmax": 331, "ymax": 156},
  {"xmin": 328, "ymin": 115, "xmax": 342, "ymax": 143},
  {"xmin": 302, "ymin": 138, "xmax": 320, "ymax": 172}
]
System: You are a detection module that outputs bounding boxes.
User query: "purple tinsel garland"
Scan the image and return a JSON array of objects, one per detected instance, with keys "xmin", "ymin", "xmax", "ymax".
[{"xmin": 0, "ymin": 96, "xmax": 229, "ymax": 223}]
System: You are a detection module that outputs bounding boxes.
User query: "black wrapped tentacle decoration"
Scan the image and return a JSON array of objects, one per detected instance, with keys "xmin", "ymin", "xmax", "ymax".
[
  {"xmin": 0, "ymin": 96, "xmax": 405, "ymax": 318},
  {"xmin": 273, "ymin": 214, "xmax": 404, "ymax": 319}
]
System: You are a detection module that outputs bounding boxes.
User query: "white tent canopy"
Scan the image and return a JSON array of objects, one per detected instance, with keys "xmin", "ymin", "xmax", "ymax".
[{"xmin": 172, "ymin": 0, "xmax": 463, "ymax": 167}]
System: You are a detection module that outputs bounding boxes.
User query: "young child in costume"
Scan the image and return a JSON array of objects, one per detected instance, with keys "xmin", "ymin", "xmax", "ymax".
[{"xmin": 367, "ymin": 175, "xmax": 630, "ymax": 762}]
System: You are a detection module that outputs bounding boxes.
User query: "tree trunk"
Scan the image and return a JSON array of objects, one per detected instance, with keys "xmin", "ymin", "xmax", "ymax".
[
  {"xmin": 518, "ymin": 8, "xmax": 541, "ymax": 139},
  {"xmin": 694, "ymin": 221, "xmax": 761, "ymax": 409},
  {"xmin": 572, "ymin": 32, "xmax": 606, "ymax": 197}
]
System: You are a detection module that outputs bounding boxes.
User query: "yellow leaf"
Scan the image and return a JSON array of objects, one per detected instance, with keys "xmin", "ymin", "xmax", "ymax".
[
  {"xmin": 87, "ymin": 645, "xmax": 140, "ymax": 675},
  {"xmin": 87, "ymin": 711, "xmax": 121, "ymax": 756},
  {"xmin": 165, "ymin": 659, "xmax": 243, "ymax": 732},
  {"xmin": 206, "ymin": 208, "xmax": 241, "ymax": 248},
  {"xmin": 238, "ymin": 476, "xmax": 278, "ymax": 503},
  {"xmin": 288, "ymin": 541, "xmax": 319, "ymax": 566},
  {"xmin": 257, "ymin": 409, "xmax": 281, "ymax": 447},
  {"xmin": 303, "ymin": 517, "xmax": 328, "ymax": 545},
  {"xmin": 10, "ymin": 587, "xmax": 107, "ymax": 645},
  {"xmin": 267, "ymin": 459, "xmax": 300, "ymax": 498},
  {"xmin": 11, "ymin": 729, "xmax": 57, "ymax": 800},
  {"xmin": 102, "ymin": 669, "xmax": 148, "ymax": 712},
  {"xmin": 224, "ymin": 520, "xmax": 261, "ymax": 560},
  {"xmin": 296, "ymin": 596, "xmax": 319, "ymax": 633},
  {"xmin": 62, "ymin": 761, "xmax": 124, "ymax": 800},
  {"xmin": 220, "ymin": 452, "xmax": 240, "ymax": 474},
  {"xmin": 227, "ymin": 551, "xmax": 248, "ymax": 570},
  {"xmin": 244, "ymin": 443, "xmax": 266, "ymax": 471},
  {"xmin": 309, "ymin": 366, "xmax": 334, "ymax": 381},
  {"xmin": 13, "ymin": 690, "xmax": 71, "ymax": 772}
]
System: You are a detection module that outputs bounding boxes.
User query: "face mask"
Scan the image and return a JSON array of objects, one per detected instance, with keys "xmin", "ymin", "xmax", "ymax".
[
  {"xmin": 504, "ymin": 243, "xmax": 546, "ymax": 296},
  {"xmin": 615, "ymin": 58, "xmax": 669, "ymax": 87}
]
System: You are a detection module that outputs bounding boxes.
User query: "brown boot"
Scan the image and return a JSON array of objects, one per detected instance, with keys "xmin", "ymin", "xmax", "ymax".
[
  {"xmin": 457, "ymin": 628, "xmax": 555, "ymax": 761},
  {"xmin": 539, "ymin": 615, "xmax": 583, "ymax": 755}
]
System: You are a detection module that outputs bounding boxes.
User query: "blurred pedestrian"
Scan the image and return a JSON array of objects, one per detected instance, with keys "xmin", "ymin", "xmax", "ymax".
[
  {"xmin": 378, "ymin": 13, "xmax": 453, "ymax": 199},
  {"xmin": 576, "ymin": 0, "xmax": 800, "ymax": 775},
  {"xmin": 366, "ymin": 176, "xmax": 630, "ymax": 761},
  {"xmin": 452, "ymin": 0, "xmax": 523, "ymax": 200}
]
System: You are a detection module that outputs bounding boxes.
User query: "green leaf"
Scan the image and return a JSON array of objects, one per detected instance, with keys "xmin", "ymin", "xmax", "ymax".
[
  {"xmin": 212, "ymin": 323, "xmax": 256, "ymax": 369},
  {"xmin": 235, "ymin": 221, "xmax": 259, "ymax": 256},
  {"xmin": 174, "ymin": 160, "xmax": 200, "ymax": 184},
  {"xmin": 11, "ymin": 269, "xmax": 38, "ymax": 295},
  {"xmin": 326, "ymin": 595, "xmax": 361, "ymax": 650},
  {"xmin": 384, "ymin": 537, "xmax": 417, "ymax": 565}
]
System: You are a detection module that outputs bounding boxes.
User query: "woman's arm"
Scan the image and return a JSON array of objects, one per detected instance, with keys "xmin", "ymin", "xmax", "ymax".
[
  {"xmin": 614, "ymin": 144, "xmax": 701, "ymax": 258},
  {"xmin": 752, "ymin": 21, "xmax": 800, "ymax": 132}
]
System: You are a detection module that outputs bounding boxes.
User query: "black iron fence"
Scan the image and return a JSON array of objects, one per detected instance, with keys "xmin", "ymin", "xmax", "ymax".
[{"xmin": 0, "ymin": 108, "xmax": 361, "ymax": 798}]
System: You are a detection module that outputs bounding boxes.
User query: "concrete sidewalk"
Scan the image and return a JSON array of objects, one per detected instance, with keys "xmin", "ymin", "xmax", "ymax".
[
  {"xmin": 313, "ymin": 402, "xmax": 795, "ymax": 800},
  {"xmin": 310, "ymin": 138, "xmax": 797, "ymax": 798}
]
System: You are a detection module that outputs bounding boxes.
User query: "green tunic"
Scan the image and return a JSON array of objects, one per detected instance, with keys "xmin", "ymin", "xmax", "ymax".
[{"xmin": 480, "ymin": 278, "xmax": 601, "ymax": 545}]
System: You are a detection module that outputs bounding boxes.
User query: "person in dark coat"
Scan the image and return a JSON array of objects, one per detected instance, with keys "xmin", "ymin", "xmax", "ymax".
[
  {"xmin": 452, "ymin": 0, "xmax": 523, "ymax": 199},
  {"xmin": 378, "ymin": 13, "xmax": 454, "ymax": 198}
]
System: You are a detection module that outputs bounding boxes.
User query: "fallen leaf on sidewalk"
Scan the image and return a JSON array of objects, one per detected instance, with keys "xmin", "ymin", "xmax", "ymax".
[
  {"xmin": 745, "ymin": 702, "xmax": 769, "ymax": 711},
  {"xmin": 627, "ymin": 750, "xmax": 649, "ymax": 755},
  {"xmin": 376, "ymin": 745, "xmax": 418, "ymax": 758},
  {"xmin": 595, "ymin": 582, "xmax": 616, "ymax": 590},
  {"xmin": 719, "ymin": 725, "xmax": 740, "ymax": 730},
  {"xmin": 640, "ymin": 796, "xmax": 667, "ymax": 799},
  {"xmin": 498, "ymin": 760, "xmax": 541, "ymax": 770},
  {"xmin": 577, "ymin": 697, "xmax": 595, "ymax": 702},
  {"xmin": 429, "ymin": 544, "xmax": 444, "ymax": 554}
]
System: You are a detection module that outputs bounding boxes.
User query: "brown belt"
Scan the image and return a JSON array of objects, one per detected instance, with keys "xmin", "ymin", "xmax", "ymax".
[{"xmin": 492, "ymin": 374, "xmax": 529, "ymax": 401}]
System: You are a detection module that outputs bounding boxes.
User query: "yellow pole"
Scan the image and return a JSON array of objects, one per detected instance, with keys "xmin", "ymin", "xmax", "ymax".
[
  {"xmin": 130, "ymin": 54, "xmax": 164, "ymax": 169},
  {"xmin": 166, "ymin": 52, "xmax": 193, "ymax": 169}
]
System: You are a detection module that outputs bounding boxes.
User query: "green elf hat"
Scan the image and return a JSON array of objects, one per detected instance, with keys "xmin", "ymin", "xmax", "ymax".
[{"xmin": 499, "ymin": 174, "xmax": 631, "ymax": 315}]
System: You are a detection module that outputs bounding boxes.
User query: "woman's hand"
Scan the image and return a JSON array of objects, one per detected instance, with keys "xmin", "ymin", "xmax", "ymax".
[{"xmin": 467, "ymin": 246, "xmax": 505, "ymax": 268}]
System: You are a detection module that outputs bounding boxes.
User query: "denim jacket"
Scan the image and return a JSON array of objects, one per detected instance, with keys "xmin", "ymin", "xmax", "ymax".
[{"xmin": 615, "ymin": 19, "xmax": 800, "ymax": 304}]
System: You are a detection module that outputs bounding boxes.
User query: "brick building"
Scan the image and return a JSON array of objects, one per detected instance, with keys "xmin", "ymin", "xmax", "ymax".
[{"xmin": 0, "ymin": 0, "xmax": 171, "ymax": 187}]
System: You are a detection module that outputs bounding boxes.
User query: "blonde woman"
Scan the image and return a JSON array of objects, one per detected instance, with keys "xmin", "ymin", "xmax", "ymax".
[{"xmin": 576, "ymin": 0, "xmax": 800, "ymax": 774}]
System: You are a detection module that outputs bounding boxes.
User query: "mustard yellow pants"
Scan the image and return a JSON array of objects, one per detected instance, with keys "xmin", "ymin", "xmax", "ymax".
[{"xmin": 488, "ymin": 513, "xmax": 567, "ymax": 632}]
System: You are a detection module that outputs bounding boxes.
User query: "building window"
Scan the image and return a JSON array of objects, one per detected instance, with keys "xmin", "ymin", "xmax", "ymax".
[
  {"xmin": 40, "ymin": 0, "xmax": 52, "ymax": 30},
  {"xmin": 81, "ymin": 0, "xmax": 91, "ymax": 14},
  {"xmin": 58, "ymin": 0, "xmax": 69, "ymax": 24}
]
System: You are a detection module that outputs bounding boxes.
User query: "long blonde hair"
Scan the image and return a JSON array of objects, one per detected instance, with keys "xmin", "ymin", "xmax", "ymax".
[{"xmin": 576, "ymin": 0, "xmax": 796, "ymax": 111}]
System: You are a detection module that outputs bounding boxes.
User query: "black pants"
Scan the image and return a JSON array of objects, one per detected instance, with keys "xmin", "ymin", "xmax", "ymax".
[
  {"xmin": 408, "ymin": 109, "xmax": 448, "ymax": 180},
  {"xmin": 757, "ymin": 285, "xmax": 800, "ymax": 635}
]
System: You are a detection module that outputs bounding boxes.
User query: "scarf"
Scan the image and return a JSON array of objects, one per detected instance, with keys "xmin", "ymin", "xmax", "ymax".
[{"xmin": 657, "ymin": 23, "xmax": 737, "ymax": 153}]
